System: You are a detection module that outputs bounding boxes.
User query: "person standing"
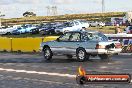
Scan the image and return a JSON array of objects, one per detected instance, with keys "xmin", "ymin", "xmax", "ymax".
[{"xmin": 115, "ymin": 24, "xmax": 121, "ymax": 34}]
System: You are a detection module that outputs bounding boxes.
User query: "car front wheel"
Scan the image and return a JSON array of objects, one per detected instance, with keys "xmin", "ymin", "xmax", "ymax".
[
  {"xmin": 76, "ymin": 48, "xmax": 87, "ymax": 62},
  {"xmin": 43, "ymin": 47, "xmax": 52, "ymax": 61}
]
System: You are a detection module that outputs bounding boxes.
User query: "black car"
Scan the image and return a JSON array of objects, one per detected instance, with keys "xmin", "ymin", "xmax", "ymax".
[
  {"xmin": 30, "ymin": 24, "xmax": 45, "ymax": 34},
  {"xmin": 39, "ymin": 23, "xmax": 57, "ymax": 35}
]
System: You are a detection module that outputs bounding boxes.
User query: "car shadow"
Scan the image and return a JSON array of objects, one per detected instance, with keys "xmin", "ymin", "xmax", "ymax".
[{"xmin": 0, "ymin": 55, "xmax": 113, "ymax": 63}]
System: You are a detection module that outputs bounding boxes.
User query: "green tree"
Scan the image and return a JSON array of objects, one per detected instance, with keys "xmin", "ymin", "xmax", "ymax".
[{"xmin": 23, "ymin": 11, "xmax": 36, "ymax": 17}]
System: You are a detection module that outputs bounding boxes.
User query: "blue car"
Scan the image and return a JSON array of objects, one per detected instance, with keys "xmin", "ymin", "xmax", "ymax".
[
  {"xmin": 16, "ymin": 27, "xmax": 27, "ymax": 34},
  {"xmin": 24, "ymin": 24, "xmax": 37, "ymax": 33},
  {"xmin": 12, "ymin": 27, "xmax": 27, "ymax": 34}
]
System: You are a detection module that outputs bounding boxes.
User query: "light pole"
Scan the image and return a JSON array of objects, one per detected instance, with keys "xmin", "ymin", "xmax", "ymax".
[
  {"xmin": 102, "ymin": 0, "xmax": 105, "ymax": 13},
  {"xmin": 0, "ymin": 12, "xmax": 5, "ymax": 27}
]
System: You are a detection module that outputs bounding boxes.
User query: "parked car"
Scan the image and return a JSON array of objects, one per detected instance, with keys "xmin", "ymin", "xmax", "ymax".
[
  {"xmin": 124, "ymin": 26, "xmax": 132, "ymax": 34},
  {"xmin": 39, "ymin": 23, "xmax": 57, "ymax": 35},
  {"xmin": 12, "ymin": 26, "xmax": 28, "ymax": 35},
  {"xmin": 12, "ymin": 27, "xmax": 24, "ymax": 35},
  {"xmin": 0, "ymin": 25, "xmax": 21, "ymax": 35},
  {"xmin": 74, "ymin": 20, "xmax": 89, "ymax": 28},
  {"xmin": 105, "ymin": 22, "xmax": 112, "ymax": 26},
  {"xmin": 30, "ymin": 24, "xmax": 46, "ymax": 34},
  {"xmin": 24, "ymin": 24, "xmax": 37, "ymax": 33},
  {"xmin": 88, "ymin": 21, "xmax": 105, "ymax": 27},
  {"xmin": 40, "ymin": 30, "xmax": 122, "ymax": 62},
  {"xmin": 55, "ymin": 20, "xmax": 89, "ymax": 34}
]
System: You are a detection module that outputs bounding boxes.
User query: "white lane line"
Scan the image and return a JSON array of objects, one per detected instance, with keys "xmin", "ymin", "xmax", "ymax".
[{"xmin": 0, "ymin": 68, "xmax": 76, "ymax": 78}]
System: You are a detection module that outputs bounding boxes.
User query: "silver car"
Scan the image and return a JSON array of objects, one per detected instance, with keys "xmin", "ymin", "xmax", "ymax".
[{"xmin": 40, "ymin": 31, "xmax": 122, "ymax": 62}]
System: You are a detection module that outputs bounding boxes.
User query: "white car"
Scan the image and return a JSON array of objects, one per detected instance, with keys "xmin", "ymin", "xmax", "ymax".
[
  {"xmin": 0, "ymin": 25, "xmax": 21, "ymax": 35},
  {"xmin": 88, "ymin": 21, "xmax": 105, "ymax": 27},
  {"xmin": 55, "ymin": 20, "xmax": 89, "ymax": 34}
]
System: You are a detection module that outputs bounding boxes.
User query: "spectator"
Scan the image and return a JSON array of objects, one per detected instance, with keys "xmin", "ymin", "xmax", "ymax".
[
  {"xmin": 115, "ymin": 24, "xmax": 121, "ymax": 34},
  {"xmin": 125, "ymin": 20, "xmax": 130, "ymax": 26}
]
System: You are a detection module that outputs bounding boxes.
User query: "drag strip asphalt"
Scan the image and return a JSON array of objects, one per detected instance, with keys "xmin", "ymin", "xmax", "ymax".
[{"xmin": 0, "ymin": 53, "xmax": 131, "ymax": 88}]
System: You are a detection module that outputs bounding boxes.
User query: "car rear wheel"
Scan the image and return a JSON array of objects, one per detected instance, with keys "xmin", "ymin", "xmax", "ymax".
[
  {"xmin": 76, "ymin": 48, "xmax": 87, "ymax": 62},
  {"xmin": 99, "ymin": 54, "xmax": 112, "ymax": 61},
  {"xmin": 43, "ymin": 47, "xmax": 52, "ymax": 61}
]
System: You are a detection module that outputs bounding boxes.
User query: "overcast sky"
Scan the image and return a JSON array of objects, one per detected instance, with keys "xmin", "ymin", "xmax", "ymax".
[{"xmin": 0, "ymin": 0, "xmax": 132, "ymax": 18}]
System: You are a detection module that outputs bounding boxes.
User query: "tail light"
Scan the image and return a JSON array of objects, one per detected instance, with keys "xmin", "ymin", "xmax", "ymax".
[
  {"xmin": 115, "ymin": 43, "xmax": 122, "ymax": 48},
  {"xmin": 95, "ymin": 44, "xmax": 105, "ymax": 49}
]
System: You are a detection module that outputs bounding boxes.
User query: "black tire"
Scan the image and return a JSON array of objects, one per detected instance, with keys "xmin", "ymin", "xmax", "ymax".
[
  {"xmin": 66, "ymin": 55, "xmax": 73, "ymax": 59},
  {"xmin": 89, "ymin": 24, "xmax": 91, "ymax": 27},
  {"xmin": 99, "ymin": 54, "xmax": 112, "ymax": 61},
  {"xmin": 6, "ymin": 32, "xmax": 11, "ymax": 35},
  {"xmin": 43, "ymin": 47, "xmax": 52, "ymax": 61},
  {"xmin": 40, "ymin": 30, "xmax": 48, "ymax": 35},
  {"xmin": 97, "ymin": 24, "xmax": 100, "ymax": 27},
  {"xmin": 50, "ymin": 30, "xmax": 55, "ymax": 35},
  {"xmin": 76, "ymin": 48, "xmax": 87, "ymax": 62}
]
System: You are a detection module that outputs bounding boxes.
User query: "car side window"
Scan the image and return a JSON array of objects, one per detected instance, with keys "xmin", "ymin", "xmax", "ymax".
[
  {"xmin": 59, "ymin": 33, "xmax": 71, "ymax": 41},
  {"xmin": 86, "ymin": 33, "xmax": 108, "ymax": 41},
  {"xmin": 82, "ymin": 33, "xmax": 100, "ymax": 41},
  {"xmin": 69, "ymin": 33, "xmax": 81, "ymax": 41},
  {"xmin": 82, "ymin": 33, "xmax": 94, "ymax": 41}
]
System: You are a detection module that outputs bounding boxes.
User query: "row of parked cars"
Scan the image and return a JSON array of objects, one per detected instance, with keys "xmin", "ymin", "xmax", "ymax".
[{"xmin": 0, "ymin": 20, "xmax": 90, "ymax": 35}]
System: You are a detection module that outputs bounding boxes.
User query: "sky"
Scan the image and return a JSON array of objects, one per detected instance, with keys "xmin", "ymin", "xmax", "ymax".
[{"xmin": 0, "ymin": 0, "xmax": 132, "ymax": 18}]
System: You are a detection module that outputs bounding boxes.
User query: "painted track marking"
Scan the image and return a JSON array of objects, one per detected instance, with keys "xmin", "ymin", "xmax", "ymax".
[{"xmin": 0, "ymin": 68, "xmax": 76, "ymax": 78}]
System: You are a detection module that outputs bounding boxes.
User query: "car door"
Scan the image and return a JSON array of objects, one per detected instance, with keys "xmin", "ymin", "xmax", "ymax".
[
  {"xmin": 63, "ymin": 32, "xmax": 82, "ymax": 54},
  {"xmin": 50, "ymin": 32, "xmax": 72, "ymax": 54},
  {"xmin": 80, "ymin": 32, "xmax": 98, "ymax": 50},
  {"xmin": 65, "ymin": 32, "xmax": 97, "ymax": 54}
]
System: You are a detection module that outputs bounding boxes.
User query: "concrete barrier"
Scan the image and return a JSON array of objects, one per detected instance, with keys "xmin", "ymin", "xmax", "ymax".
[
  {"xmin": 0, "ymin": 36, "xmax": 58, "ymax": 52},
  {"xmin": 0, "ymin": 37, "xmax": 11, "ymax": 51},
  {"xmin": 12, "ymin": 38, "xmax": 42, "ymax": 52}
]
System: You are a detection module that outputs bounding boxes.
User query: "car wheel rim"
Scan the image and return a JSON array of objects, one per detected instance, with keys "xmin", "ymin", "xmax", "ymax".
[
  {"xmin": 78, "ymin": 50, "xmax": 85, "ymax": 60},
  {"xmin": 44, "ymin": 49, "xmax": 50, "ymax": 58}
]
